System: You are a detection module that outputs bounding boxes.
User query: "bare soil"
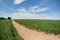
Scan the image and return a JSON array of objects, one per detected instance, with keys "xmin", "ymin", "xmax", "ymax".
[{"xmin": 12, "ymin": 20, "xmax": 60, "ymax": 40}]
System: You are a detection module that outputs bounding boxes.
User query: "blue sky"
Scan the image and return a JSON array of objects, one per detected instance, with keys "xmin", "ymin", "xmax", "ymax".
[{"xmin": 0, "ymin": 0, "xmax": 60, "ymax": 19}]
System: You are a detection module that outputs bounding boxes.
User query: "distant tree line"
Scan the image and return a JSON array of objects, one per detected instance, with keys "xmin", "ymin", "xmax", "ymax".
[{"xmin": 0, "ymin": 17, "xmax": 11, "ymax": 20}]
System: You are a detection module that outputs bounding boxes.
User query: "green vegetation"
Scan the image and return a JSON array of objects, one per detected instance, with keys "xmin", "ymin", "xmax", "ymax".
[
  {"xmin": 15, "ymin": 19, "xmax": 60, "ymax": 34},
  {"xmin": 0, "ymin": 20, "xmax": 23, "ymax": 40},
  {"xmin": 0, "ymin": 17, "xmax": 6, "ymax": 20},
  {"xmin": 8, "ymin": 17, "xmax": 11, "ymax": 20}
]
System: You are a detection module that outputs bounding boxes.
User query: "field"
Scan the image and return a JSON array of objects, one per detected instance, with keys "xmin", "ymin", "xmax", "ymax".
[
  {"xmin": 0, "ymin": 20, "xmax": 23, "ymax": 40},
  {"xmin": 15, "ymin": 19, "xmax": 60, "ymax": 34}
]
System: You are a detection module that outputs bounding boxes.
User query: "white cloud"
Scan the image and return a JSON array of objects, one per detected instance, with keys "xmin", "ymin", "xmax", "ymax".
[
  {"xmin": 11, "ymin": 6, "xmax": 49, "ymax": 19},
  {"xmin": 31, "ymin": 5, "xmax": 38, "ymax": 9},
  {"xmin": 13, "ymin": 0, "xmax": 26, "ymax": 4},
  {"xmin": 11, "ymin": 7, "xmax": 50, "ymax": 19},
  {"xmin": 11, "ymin": 12, "xmax": 49, "ymax": 19},
  {"xmin": 30, "ymin": 6, "xmax": 48, "ymax": 12},
  {"xmin": 11, "ymin": 12, "xmax": 60, "ymax": 20},
  {"xmin": 17, "ymin": 7, "xmax": 30, "ymax": 12},
  {"xmin": 39, "ymin": 7, "xmax": 48, "ymax": 11},
  {"xmin": 11, "ymin": 6, "xmax": 60, "ymax": 20},
  {"xmin": 30, "ymin": 7, "xmax": 48, "ymax": 12},
  {"xmin": 17, "ymin": 5, "xmax": 48, "ymax": 13}
]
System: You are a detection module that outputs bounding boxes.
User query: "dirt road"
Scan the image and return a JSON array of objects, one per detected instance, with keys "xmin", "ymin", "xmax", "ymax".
[{"xmin": 12, "ymin": 20, "xmax": 60, "ymax": 40}]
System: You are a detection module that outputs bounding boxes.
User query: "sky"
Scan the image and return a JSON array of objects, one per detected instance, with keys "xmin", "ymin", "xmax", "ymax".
[{"xmin": 0, "ymin": 0, "xmax": 60, "ymax": 19}]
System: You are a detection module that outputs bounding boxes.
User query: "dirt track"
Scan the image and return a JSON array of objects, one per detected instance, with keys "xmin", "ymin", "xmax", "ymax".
[{"xmin": 12, "ymin": 20, "xmax": 60, "ymax": 40}]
